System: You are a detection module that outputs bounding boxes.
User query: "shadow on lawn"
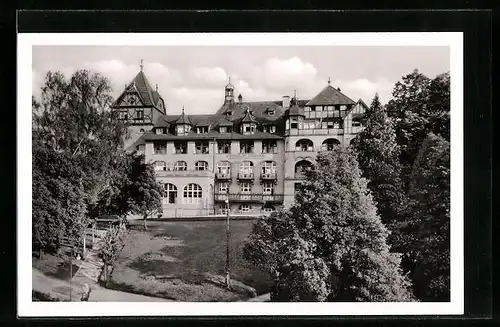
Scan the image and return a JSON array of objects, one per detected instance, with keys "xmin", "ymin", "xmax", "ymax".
[{"xmin": 126, "ymin": 221, "xmax": 273, "ymax": 295}]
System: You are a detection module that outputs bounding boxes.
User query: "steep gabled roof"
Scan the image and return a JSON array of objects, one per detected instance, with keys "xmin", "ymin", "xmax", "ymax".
[
  {"xmin": 111, "ymin": 70, "xmax": 162, "ymax": 108},
  {"xmin": 239, "ymin": 109, "xmax": 258, "ymax": 124},
  {"xmin": 174, "ymin": 109, "xmax": 192, "ymax": 125},
  {"xmin": 306, "ymin": 84, "xmax": 356, "ymax": 106}
]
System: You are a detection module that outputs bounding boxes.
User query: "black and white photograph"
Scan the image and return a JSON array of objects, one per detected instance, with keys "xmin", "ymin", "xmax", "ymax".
[{"xmin": 18, "ymin": 32, "xmax": 463, "ymax": 316}]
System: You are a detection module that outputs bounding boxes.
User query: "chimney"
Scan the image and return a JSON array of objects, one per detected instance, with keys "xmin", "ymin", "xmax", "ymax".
[
  {"xmin": 238, "ymin": 94, "xmax": 243, "ymax": 104},
  {"xmin": 282, "ymin": 95, "xmax": 291, "ymax": 109},
  {"xmin": 337, "ymin": 87, "xmax": 341, "ymax": 92},
  {"xmin": 156, "ymin": 84, "xmax": 158, "ymax": 92}
]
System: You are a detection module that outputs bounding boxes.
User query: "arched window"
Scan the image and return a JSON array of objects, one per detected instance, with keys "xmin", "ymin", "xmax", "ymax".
[
  {"xmin": 195, "ymin": 161, "xmax": 209, "ymax": 171},
  {"xmin": 240, "ymin": 161, "xmax": 254, "ymax": 175},
  {"xmin": 261, "ymin": 161, "xmax": 277, "ymax": 175},
  {"xmin": 154, "ymin": 161, "xmax": 167, "ymax": 171},
  {"xmin": 295, "ymin": 160, "xmax": 314, "ymax": 178},
  {"xmin": 174, "ymin": 161, "xmax": 187, "ymax": 171},
  {"xmin": 262, "ymin": 205, "xmax": 275, "ymax": 214},
  {"xmin": 183, "ymin": 183, "xmax": 203, "ymax": 204},
  {"xmin": 139, "ymin": 128, "xmax": 145, "ymax": 133},
  {"xmin": 295, "ymin": 139, "xmax": 314, "ymax": 152},
  {"xmin": 321, "ymin": 138, "xmax": 341, "ymax": 151},
  {"xmin": 217, "ymin": 161, "xmax": 231, "ymax": 175},
  {"xmin": 164, "ymin": 183, "xmax": 177, "ymax": 204}
]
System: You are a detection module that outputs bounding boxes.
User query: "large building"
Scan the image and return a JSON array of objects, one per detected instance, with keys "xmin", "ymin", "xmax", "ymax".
[{"xmin": 111, "ymin": 65, "xmax": 368, "ymax": 218}]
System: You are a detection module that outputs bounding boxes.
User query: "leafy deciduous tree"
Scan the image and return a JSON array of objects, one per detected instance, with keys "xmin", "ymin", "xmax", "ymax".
[{"xmin": 244, "ymin": 148, "xmax": 415, "ymax": 302}]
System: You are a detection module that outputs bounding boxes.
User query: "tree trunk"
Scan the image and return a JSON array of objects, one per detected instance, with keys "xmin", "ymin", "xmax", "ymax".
[
  {"xmin": 143, "ymin": 215, "xmax": 148, "ymax": 231},
  {"xmin": 103, "ymin": 264, "xmax": 107, "ymax": 282}
]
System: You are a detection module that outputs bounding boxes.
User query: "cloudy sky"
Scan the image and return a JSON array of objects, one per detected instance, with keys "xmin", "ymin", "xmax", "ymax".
[{"xmin": 32, "ymin": 46, "xmax": 449, "ymax": 114}]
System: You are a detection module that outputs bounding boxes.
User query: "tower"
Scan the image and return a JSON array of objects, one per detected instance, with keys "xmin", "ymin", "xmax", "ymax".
[{"xmin": 224, "ymin": 77, "xmax": 235, "ymax": 107}]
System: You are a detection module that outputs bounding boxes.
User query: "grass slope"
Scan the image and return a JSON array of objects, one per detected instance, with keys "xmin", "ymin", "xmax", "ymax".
[{"xmin": 109, "ymin": 220, "xmax": 271, "ymax": 301}]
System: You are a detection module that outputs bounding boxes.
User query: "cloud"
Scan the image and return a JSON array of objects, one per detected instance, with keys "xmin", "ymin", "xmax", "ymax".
[
  {"xmin": 262, "ymin": 57, "xmax": 318, "ymax": 92},
  {"xmin": 188, "ymin": 66, "xmax": 228, "ymax": 87},
  {"xmin": 332, "ymin": 78, "xmax": 395, "ymax": 105},
  {"xmin": 31, "ymin": 56, "xmax": 397, "ymax": 114}
]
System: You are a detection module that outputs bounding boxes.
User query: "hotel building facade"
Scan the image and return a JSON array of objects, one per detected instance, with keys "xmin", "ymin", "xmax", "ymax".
[{"xmin": 111, "ymin": 67, "xmax": 368, "ymax": 218}]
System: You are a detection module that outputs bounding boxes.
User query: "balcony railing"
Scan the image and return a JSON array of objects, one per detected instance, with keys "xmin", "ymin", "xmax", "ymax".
[
  {"xmin": 285, "ymin": 128, "xmax": 344, "ymax": 136},
  {"xmin": 155, "ymin": 169, "xmax": 215, "ymax": 178},
  {"xmin": 214, "ymin": 193, "xmax": 284, "ymax": 203},
  {"xmin": 237, "ymin": 172, "xmax": 254, "ymax": 180},
  {"xmin": 215, "ymin": 172, "xmax": 232, "ymax": 180},
  {"xmin": 260, "ymin": 172, "xmax": 277, "ymax": 180}
]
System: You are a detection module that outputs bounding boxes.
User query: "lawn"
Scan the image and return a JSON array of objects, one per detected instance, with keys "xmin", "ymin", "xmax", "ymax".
[{"xmin": 108, "ymin": 219, "xmax": 272, "ymax": 301}]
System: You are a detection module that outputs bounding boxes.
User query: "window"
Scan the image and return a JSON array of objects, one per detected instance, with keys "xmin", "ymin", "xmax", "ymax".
[
  {"xmin": 262, "ymin": 182, "xmax": 274, "ymax": 195},
  {"xmin": 154, "ymin": 142, "xmax": 167, "ymax": 154},
  {"xmin": 321, "ymin": 139, "xmax": 341, "ymax": 151},
  {"xmin": 327, "ymin": 121, "xmax": 334, "ymax": 129},
  {"xmin": 242, "ymin": 123, "xmax": 256, "ymax": 135},
  {"xmin": 136, "ymin": 110, "xmax": 144, "ymax": 119},
  {"xmin": 183, "ymin": 183, "xmax": 202, "ymax": 204},
  {"xmin": 261, "ymin": 161, "xmax": 277, "ymax": 176},
  {"xmin": 119, "ymin": 110, "xmax": 128, "ymax": 120},
  {"xmin": 140, "ymin": 129, "xmax": 145, "ymax": 133},
  {"xmin": 219, "ymin": 126, "xmax": 227, "ymax": 133},
  {"xmin": 334, "ymin": 122, "xmax": 340, "ymax": 129},
  {"xmin": 294, "ymin": 183, "xmax": 302, "ymax": 194},
  {"xmin": 268, "ymin": 109, "xmax": 275, "ymax": 116},
  {"xmin": 136, "ymin": 144, "xmax": 145, "ymax": 153},
  {"xmin": 217, "ymin": 161, "xmax": 231, "ymax": 176},
  {"xmin": 164, "ymin": 183, "xmax": 177, "ymax": 204},
  {"xmin": 197, "ymin": 126, "xmax": 208, "ymax": 134},
  {"xmin": 262, "ymin": 205, "xmax": 275, "ymax": 213},
  {"xmin": 154, "ymin": 161, "xmax": 167, "ymax": 171},
  {"xmin": 176, "ymin": 124, "xmax": 191, "ymax": 136},
  {"xmin": 195, "ymin": 141, "xmax": 210, "ymax": 154},
  {"xmin": 174, "ymin": 141, "xmax": 187, "ymax": 154},
  {"xmin": 195, "ymin": 161, "xmax": 209, "ymax": 171},
  {"xmin": 226, "ymin": 111, "xmax": 233, "ymax": 116},
  {"xmin": 352, "ymin": 120, "xmax": 362, "ymax": 127},
  {"xmin": 239, "ymin": 204, "xmax": 251, "ymax": 213},
  {"xmin": 240, "ymin": 161, "xmax": 254, "ymax": 176},
  {"xmin": 295, "ymin": 139, "xmax": 314, "ymax": 152},
  {"xmin": 217, "ymin": 140, "xmax": 231, "ymax": 154},
  {"xmin": 295, "ymin": 160, "xmax": 313, "ymax": 178},
  {"xmin": 240, "ymin": 140, "xmax": 254, "ymax": 154},
  {"xmin": 290, "ymin": 118, "xmax": 298, "ymax": 129},
  {"xmin": 174, "ymin": 161, "xmax": 187, "ymax": 171},
  {"xmin": 218, "ymin": 182, "xmax": 229, "ymax": 194},
  {"xmin": 262, "ymin": 140, "xmax": 278, "ymax": 154},
  {"xmin": 219, "ymin": 203, "xmax": 229, "ymax": 215}
]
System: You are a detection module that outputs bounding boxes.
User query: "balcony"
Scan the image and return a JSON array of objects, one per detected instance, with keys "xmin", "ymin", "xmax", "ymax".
[
  {"xmin": 214, "ymin": 193, "xmax": 284, "ymax": 203},
  {"xmin": 237, "ymin": 172, "xmax": 254, "ymax": 180},
  {"xmin": 286, "ymin": 128, "xmax": 344, "ymax": 136},
  {"xmin": 155, "ymin": 169, "xmax": 214, "ymax": 178},
  {"xmin": 215, "ymin": 172, "xmax": 232, "ymax": 180},
  {"xmin": 260, "ymin": 172, "xmax": 277, "ymax": 181}
]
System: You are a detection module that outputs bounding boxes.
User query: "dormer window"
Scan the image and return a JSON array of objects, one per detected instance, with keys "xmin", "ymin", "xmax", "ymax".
[
  {"xmin": 267, "ymin": 109, "xmax": 275, "ymax": 116},
  {"xmin": 219, "ymin": 126, "xmax": 232, "ymax": 133},
  {"xmin": 242, "ymin": 123, "xmax": 256, "ymax": 135},
  {"xmin": 155, "ymin": 127, "xmax": 166, "ymax": 135},
  {"xmin": 176, "ymin": 124, "xmax": 191, "ymax": 136},
  {"xmin": 226, "ymin": 111, "xmax": 233, "ymax": 116},
  {"xmin": 264, "ymin": 125, "xmax": 276, "ymax": 134},
  {"xmin": 197, "ymin": 126, "xmax": 208, "ymax": 134}
]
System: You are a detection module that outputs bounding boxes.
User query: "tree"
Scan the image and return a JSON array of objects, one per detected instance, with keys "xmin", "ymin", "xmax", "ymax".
[
  {"xmin": 386, "ymin": 69, "xmax": 431, "ymax": 182},
  {"xmin": 32, "ymin": 69, "xmax": 128, "ymax": 254},
  {"xmin": 244, "ymin": 148, "xmax": 415, "ymax": 302},
  {"xmin": 398, "ymin": 134, "xmax": 450, "ymax": 301},
  {"xmin": 351, "ymin": 93, "xmax": 405, "ymax": 225},
  {"xmin": 32, "ymin": 70, "xmax": 128, "ymax": 216},
  {"xmin": 100, "ymin": 225, "xmax": 126, "ymax": 282},
  {"xmin": 127, "ymin": 155, "xmax": 163, "ymax": 230},
  {"xmin": 32, "ymin": 145, "xmax": 88, "ymax": 255},
  {"xmin": 426, "ymin": 72, "xmax": 450, "ymax": 140},
  {"xmin": 386, "ymin": 69, "xmax": 450, "ymax": 186}
]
